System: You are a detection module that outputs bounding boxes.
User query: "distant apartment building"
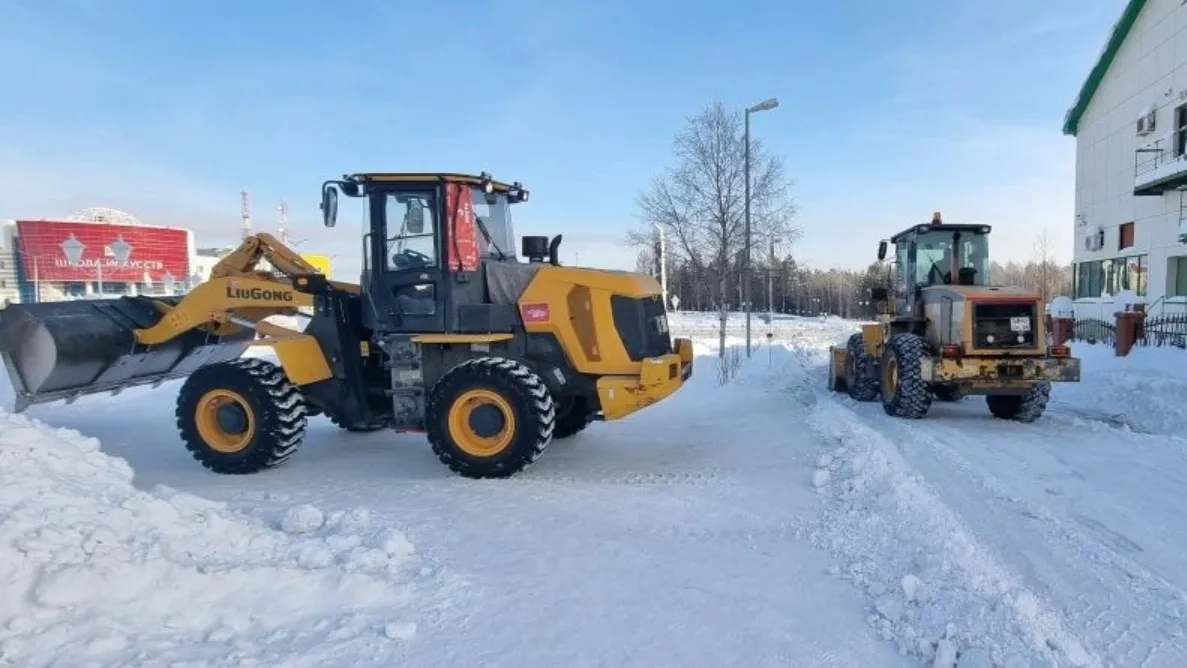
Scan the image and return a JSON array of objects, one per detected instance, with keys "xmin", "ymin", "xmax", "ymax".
[{"xmin": 1064, "ymin": 0, "xmax": 1187, "ymax": 317}]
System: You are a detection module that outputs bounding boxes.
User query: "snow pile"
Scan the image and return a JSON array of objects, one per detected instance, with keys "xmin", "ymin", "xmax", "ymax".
[
  {"xmin": 1054, "ymin": 342, "xmax": 1187, "ymax": 436},
  {"xmin": 804, "ymin": 399, "xmax": 1099, "ymax": 668},
  {"xmin": 0, "ymin": 411, "xmax": 421, "ymax": 667}
]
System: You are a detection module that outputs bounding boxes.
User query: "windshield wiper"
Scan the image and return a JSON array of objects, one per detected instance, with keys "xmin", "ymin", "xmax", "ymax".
[{"xmin": 475, "ymin": 218, "xmax": 508, "ymax": 260}]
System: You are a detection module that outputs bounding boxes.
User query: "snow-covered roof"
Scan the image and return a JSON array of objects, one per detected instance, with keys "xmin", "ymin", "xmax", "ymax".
[{"xmin": 1062, "ymin": 0, "xmax": 1147, "ymax": 136}]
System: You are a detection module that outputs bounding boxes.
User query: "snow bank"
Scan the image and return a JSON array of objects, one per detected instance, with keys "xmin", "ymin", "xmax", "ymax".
[
  {"xmin": 804, "ymin": 399, "xmax": 1099, "ymax": 668},
  {"xmin": 1055, "ymin": 342, "xmax": 1187, "ymax": 436},
  {"xmin": 0, "ymin": 411, "xmax": 420, "ymax": 667}
]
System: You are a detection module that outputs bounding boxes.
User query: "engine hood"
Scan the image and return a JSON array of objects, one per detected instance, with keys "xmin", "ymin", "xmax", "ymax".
[{"xmin": 921, "ymin": 284, "xmax": 1041, "ymax": 303}]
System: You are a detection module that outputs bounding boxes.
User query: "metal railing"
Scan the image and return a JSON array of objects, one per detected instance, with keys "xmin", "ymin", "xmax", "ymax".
[
  {"xmin": 1138, "ymin": 312, "xmax": 1187, "ymax": 348},
  {"xmin": 1069, "ymin": 318, "xmax": 1116, "ymax": 346}
]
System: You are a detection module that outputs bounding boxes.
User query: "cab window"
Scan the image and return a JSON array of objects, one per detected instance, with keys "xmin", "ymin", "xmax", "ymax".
[{"xmin": 385, "ymin": 192, "xmax": 438, "ymax": 271}]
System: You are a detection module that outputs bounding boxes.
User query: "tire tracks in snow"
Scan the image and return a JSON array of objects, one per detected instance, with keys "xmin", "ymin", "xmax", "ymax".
[
  {"xmin": 878, "ymin": 415, "xmax": 1187, "ymax": 668},
  {"xmin": 808, "ymin": 375, "xmax": 1187, "ymax": 668}
]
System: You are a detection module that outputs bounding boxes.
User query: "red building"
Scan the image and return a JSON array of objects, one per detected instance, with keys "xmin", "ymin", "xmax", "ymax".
[{"xmin": 1, "ymin": 208, "xmax": 193, "ymax": 303}]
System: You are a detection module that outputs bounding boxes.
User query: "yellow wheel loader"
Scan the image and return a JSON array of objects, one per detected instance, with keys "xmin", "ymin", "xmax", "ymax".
[
  {"xmin": 827, "ymin": 212, "xmax": 1080, "ymax": 423},
  {"xmin": 0, "ymin": 172, "xmax": 694, "ymax": 478}
]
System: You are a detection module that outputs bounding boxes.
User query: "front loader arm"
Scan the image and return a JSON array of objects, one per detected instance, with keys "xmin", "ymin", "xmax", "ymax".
[
  {"xmin": 136, "ymin": 276, "xmax": 314, "ymax": 345},
  {"xmin": 210, "ymin": 233, "xmax": 360, "ymax": 294}
]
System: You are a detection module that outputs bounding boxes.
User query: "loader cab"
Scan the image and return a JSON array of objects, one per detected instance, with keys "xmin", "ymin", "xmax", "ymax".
[
  {"xmin": 886, "ymin": 213, "xmax": 992, "ymax": 316},
  {"xmin": 320, "ymin": 172, "xmax": 531, "ymax": 333}
]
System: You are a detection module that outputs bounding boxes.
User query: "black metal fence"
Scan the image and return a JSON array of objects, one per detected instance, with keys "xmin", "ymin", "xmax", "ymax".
[
  {"xmin": 1139, "ymin": 312, "xmax": 1187, "ymax": 348},
  {"xmin": 1065, "ymin": 314, "xmax": 1187, "ymax": 349},
  {"xmin": 1069, "ymin": 318, "xmax": 1116, "ymax": 346}
]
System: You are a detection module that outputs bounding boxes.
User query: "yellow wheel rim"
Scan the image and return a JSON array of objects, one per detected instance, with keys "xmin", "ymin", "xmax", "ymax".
[
  {"xmin": 448, "ymin": 389, "xmax": 516, "ymax": 457},
  {"xmin": 195, "ymin": 389, "xmax": 256, "ymax": 453},
  {"xmin": 883, "ymin": 356, "xmax": 899, "ymax": 397}
]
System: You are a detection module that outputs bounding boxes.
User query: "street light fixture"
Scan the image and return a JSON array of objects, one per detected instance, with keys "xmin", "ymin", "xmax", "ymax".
[{"xmin": 744, "ymin": 96, "xmax": 779, "ymax": 357}]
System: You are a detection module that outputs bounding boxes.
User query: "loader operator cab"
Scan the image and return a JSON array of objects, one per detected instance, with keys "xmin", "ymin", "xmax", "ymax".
[
  {"xmin": 319, "ymin": 172, "xmax": 540, "ymax": 334},
  {"xmin": 880, "ymin": 212, "xmax": 992, "ymax": 316}
]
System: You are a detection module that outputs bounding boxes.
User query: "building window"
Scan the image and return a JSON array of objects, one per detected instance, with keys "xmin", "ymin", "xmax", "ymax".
[
  {"xmin": 1176, "ymin": 105, "xmax": 1187, "ymax": 157},
  {"xmin": 1111, "ymin": 254, "xmax": 1147, "ymax": 296},
  {"xmin": 1076, "ymin": 255, "xmax": 1147, "ymax": 298},
  {"xmin": 1119, "ymin": 221, "xmax": 1135, "ymax": 250},
  {"xmin": 1171, "ymin": 257, "xmax": 1187, "ymax": 297},
  {"xmin": 1075, "ymin": 261, "xmax": 1104, "ymax": 298}
]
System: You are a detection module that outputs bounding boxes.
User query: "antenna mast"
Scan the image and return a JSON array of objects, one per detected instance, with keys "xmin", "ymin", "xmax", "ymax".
[
  {"xmin": 277, "ymin": 201, "xmax": 289, "ymax": 243},
  {"xmin": 240, "ymin": 190, "xmax": 252, "ymax": 240}
]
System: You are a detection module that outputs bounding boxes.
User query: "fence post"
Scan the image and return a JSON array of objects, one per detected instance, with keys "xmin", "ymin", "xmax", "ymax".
[
  {"xmin": 1047, "ymin": 297, "xmax": 1075, "ymax": 347},
  {"xmin": 1114, "ymin": 307, "xmax": 1146, "ymax": 357}
]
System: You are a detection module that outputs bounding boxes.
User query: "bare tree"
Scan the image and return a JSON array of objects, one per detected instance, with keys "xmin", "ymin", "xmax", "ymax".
[
  {"xmin": 1032, "ymin": 229, "xmax": 1059, "ymax": 306},
  {"xmin": 630, "ymin": 100, "xmax": 800, "ymax": 356}
]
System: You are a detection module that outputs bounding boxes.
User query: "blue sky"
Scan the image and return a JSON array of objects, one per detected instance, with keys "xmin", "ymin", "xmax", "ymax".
[{"xmin": 0, "ymin": 0, "xmax": 1123, "ymax": 278}]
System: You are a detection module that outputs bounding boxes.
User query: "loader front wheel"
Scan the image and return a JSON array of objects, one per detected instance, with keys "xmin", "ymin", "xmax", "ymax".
[
  {"xmin": 844, "ymin": 333, "xmax": 880, "ymax": 402},
  {"xmin": 986, "ymin": 382, "xmax": 1051, "ymax": 423},
  {"xmin": 176, "ymin": 358, "xmax": 308, "ymax": 474},
  {"xmin": 879, "ymin": 332, "xmax": 932, "ymax": 419},
  {"xmin": 426, "ymin": 357, "xmax": 556, "ymax": 478}
]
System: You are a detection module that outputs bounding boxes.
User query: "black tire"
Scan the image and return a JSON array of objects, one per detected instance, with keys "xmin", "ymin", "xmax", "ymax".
[
  {"xmin": 933, "ymin": 385, "xmax": 965, "ymax": 402},
  {"xmin": 426, "ymin": 357, "xmax": 556, "ymax": 478},
  {"xmin": 879, "ymin": 332, "xmax": 933, "ymax": 419},
  {"xmin": 329, "ymin": 414, "xmax": 388, "ymax": 432},
  {"xmin": 175, "ymin": 357, "xmax": 308, "ymax": 474},
  {"xmin": 986, "ymin": 382, "xmax": 1051, "ymax": 423},
  {"xmin": 845, "ymin": 333, "xmax": 880, "ymax": 402},
  {"xmin": 552, "ymin": 396, "xmax": 593, "ymax": 440}
]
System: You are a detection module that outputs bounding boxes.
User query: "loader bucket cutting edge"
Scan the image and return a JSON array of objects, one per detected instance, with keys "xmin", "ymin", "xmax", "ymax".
[{"xmin": 0, "ymin": 298, "xmax": 255, "ymax": 412}]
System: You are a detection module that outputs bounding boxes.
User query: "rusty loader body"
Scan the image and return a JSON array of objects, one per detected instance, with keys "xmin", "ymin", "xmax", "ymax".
[{"xmin": 826, "ymin": 213, "xmax": 1080, "ymax": 422}]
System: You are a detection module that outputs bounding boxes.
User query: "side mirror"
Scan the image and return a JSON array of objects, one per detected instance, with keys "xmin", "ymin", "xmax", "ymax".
[
  {"xmin": 406, "ymin": 204, "xmax": 425, "ymax": 234},
  {"xmin": 877, "ymin": 240, "xmax": 888, "ymax": 261},
  {"xmin": 870, "ymin": 286, "xmax": 889, "ymax": 302},
  {"xmin": 321, "ymin": 185, "xmax": 339, "ymax": 228}
]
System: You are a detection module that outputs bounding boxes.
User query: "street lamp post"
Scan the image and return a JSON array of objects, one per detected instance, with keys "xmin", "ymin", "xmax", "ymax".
[
  {"xmin": 744, "ymin": 97, "xmax": 779, "ymax": 357},
  {"xmin": 654, "ymin": 223, "xmax": 668, "ymax": 311}
]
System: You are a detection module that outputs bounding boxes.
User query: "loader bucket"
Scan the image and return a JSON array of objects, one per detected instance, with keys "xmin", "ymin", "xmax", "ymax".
[{"xmin": 0, "ymin": 297, "xmax": 255, "ymax": 412}]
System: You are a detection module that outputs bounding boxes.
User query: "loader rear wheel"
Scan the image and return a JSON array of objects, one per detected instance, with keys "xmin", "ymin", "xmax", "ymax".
[
  {"xmin": 879, "ymin": 332, "xmax": 932, "ymax": 419},
  {"xmin": 426, "ymin": 357, "xmax": 556, "ymax": 478},
  {"xmin": 176, "ymin": 358, "xmax": 308, "ymax": 474},
  {"xmin": 844, "ymin": 333, "xmax": 880, "ymax": 402},
  {"xmin": 986, "ymin": 382, "xmax": 1050, "ymax": 423},
  {"xmin": 552, "ymin": 396, "xmax": 593, "ymax": 440}
]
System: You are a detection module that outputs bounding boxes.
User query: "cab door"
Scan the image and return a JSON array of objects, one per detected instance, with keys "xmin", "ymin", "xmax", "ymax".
[{"xmin": 367, "ymin": 185, "xmax": 447, "ymax": 333}]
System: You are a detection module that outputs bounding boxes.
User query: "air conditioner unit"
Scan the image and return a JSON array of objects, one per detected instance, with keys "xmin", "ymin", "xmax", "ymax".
[
  {"xmin": 1083, "ymin": 227, "xmax": 1105, "ymax": 251},
  {"xmin": 1137, "ymin": 105, "xmax": 1157, "ymax": 136}
]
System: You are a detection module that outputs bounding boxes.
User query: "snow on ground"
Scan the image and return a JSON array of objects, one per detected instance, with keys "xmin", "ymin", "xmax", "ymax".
[
  {"xmin": 801, "ymin": 331, "xmax": 1187, "ymax": 667},
  {"xmin": 3, "ymin": 310, "xmax": 1187, "ymax": 667},
  {"xmin": 1, "ymin": 315, "xmax": 914, "ymax": 667},
  {"xmin": 1051, "ymin": 342, "xmax": 1187, "ymax": 437},
  {"xmin": 0, "ymin": 410, "xmax": 429, "ymax": 668}
]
